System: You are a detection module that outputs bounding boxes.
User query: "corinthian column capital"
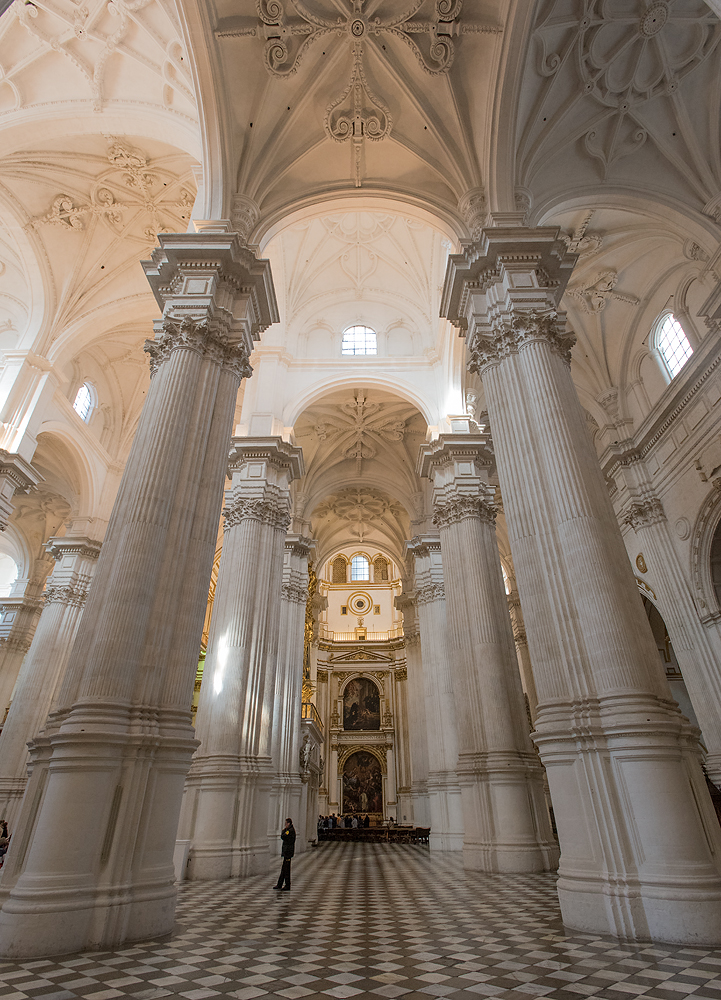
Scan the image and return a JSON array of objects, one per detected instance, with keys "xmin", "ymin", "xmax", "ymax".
[
  {"xmin": 142, "ymin": 231, "xmax": 278, "ymax": 380},
  {"xmin": 223, "ymin": 496, "xmax": 291, "ymax": 530},
  {"xmin": 623, "ymin": 495, "xmax": 666, "ymax": 530},
  {"xmin": 222, "ymin": 437, "xmax": 304, "ymax": 533}
]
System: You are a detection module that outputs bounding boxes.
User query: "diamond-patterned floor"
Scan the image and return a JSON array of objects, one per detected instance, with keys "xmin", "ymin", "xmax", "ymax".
[{"xmin": 1, "ymin": 842, "xmax": 721, "ymax": 1000}]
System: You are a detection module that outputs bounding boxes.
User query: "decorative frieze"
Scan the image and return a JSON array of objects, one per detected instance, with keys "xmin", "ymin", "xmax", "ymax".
[
  {"xmin": 395, "ymin": 667, "xmax": 408, "ymax": 681},
  {"xmin": 281, "ymin": 582, "xmax": 308, "ymax": 605},
  {"xmin": 144, "ymin": 318, "xmax": 253, "ymax": 381}
]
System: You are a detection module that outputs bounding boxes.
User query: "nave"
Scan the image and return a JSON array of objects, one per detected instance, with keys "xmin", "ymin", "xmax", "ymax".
[{"xmin": 1, "ymin": 843, "xmax": 720, "ymax": 1000}]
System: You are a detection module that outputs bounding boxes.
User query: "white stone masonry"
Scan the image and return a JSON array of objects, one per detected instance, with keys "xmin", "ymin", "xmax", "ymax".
[
  {"xmin": 0, "ymin": 232, "xmax": 277, "ymax": 959},
  {"xmin": 0, "ymin": 536, "xmax": 101, "ymax": 828},
  {"xmin": 180, "ymin": 438, "xmax": 303, "ymax": 880},
  {"xmin": 405, "ymin": 536, "xmax": 464, "ymax": 851},
  {"xmin": 419, "ymin": 435, "xmax": 558, "ymax": 873},
  {"xmin": 441, "ymin": 225, "xmax": 721, "ymax": 944}
]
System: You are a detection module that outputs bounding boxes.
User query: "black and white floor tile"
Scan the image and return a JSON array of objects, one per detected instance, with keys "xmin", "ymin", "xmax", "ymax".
[{"xmin": 1, "ymin": 843, "xmax": 720, "ymax": 1000}]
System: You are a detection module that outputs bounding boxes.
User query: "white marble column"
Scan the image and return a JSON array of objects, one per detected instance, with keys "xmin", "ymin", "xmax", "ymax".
[
  {"xmin": 406, "ymin": 535, "xmax": 464, "ymax": 850},
  {"xmin": 419, "ymin": 435, "xmax": 557, "ymax": 873},
  {"xmin": 267, "ymin": 534, "xmax": 312, "ymax": 855},
  {"xmin": 442, "ymin": 224, "xmax": 721, "ymax": 943},
  {"xmin": 180, "ymin": 438, "xmax": 303, "ymax": 880},
  {"xmin": 506, "ymin": 584, "xmax": 538, "ymax": 724},
  {"xmin": 395, "ymin": 596, "xmax": 431, "ymax": 826},
  {"xmin": 0, "ymin": 232, "xmax": 277, "ymax": 958},
  {"xmin": 0, "ymin": 536, "xmax": 101, "ymax": 828}
]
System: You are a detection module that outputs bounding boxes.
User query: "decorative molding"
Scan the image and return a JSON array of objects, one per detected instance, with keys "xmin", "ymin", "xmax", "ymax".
[
  {"xmin": 432, "ymin": 494, "xmax": 496, "ymax": 528},
  {"xmin": 144, "ymin": 318, "xmax": 254, "ymax": 382},
  {"xmin": 623, "ymin": 497, "xmax": 666, "ymax": 531},
  {"xmin": 395, "ymin": 666, "xmax": 407, "ymax": 681},
  {"xmin": 562, "ymin": 211, "xmax": 603, "ymax": 259},
  {"xmin": 468, "ymin": 310, "xmax": 576, "ymax": 377},
  {"xmin": 46, "ymin": 538, "xmax": 102, "ymax": 562},
  {"xmin": 567, "ymin": 269, "xmax": 639, "ymax": 314},
  {"xmin": 223, "ymin": 496, "xmax": 291, "ymax": 531},
  {"xmin": 316, "ymin": 670, "xmax": 328, "ymax": 683},
  {"xmin": 281, "ymin": 582, "xmax": 308, "ymax": 604}
]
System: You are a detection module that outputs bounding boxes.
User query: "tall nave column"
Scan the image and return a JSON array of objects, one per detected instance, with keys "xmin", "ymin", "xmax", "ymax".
[
  {"xmin": 0, "ymin": 535, "xmax": 101, "ymax": 828},
  {"xmin": 180, "ymin": 438, "xmax": 303, "ymax": 880},
  {"xmin": 268, "ymin": 533, "xmax": 313, "ymax": 855},
  {"xmin": 442, "ymin": 225, "xmax": 721, "ymax": 943},
  {"xmin": 394, "ymin": 595, "xmax": 430, "ymax": 826},
  {"xmin": 406, "ymin": 536, "xmax": 464, "ymax": 850},
  {"xmin": 419, "ymin": 436, "xmax": 557, "ymax": 872},
  {"xmin": 0, "ymin": 232, "xmax": 277, "ymax": 958}
]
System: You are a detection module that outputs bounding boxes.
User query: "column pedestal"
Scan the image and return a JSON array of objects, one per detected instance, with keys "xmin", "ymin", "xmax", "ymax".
[{"xmin": 442, "ymin": 225, "xmax": 721, "ymax": 943}]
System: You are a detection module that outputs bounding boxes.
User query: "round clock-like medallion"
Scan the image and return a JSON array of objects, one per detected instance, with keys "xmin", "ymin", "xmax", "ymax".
[{"xmin": 349, "ymin": 592, "xmax": 371, "ymax": 614}]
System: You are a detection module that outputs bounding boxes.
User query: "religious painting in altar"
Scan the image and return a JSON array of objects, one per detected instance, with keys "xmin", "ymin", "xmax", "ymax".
[
  {"xmin": 342, "ymin": 751, "xmax": 383, "ymax": 814},
  {"xmin": 343, "ymin": 676, "xmax": 380, "ymax": 730}
]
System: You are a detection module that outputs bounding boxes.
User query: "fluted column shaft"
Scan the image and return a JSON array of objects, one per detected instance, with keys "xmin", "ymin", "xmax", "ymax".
[
  {"xmin": 396, "ymin": 595, "xmax": 430, "ymax": 825},
  {"xmin": 0, "ymin": 233, "xmax": 277, "ymax": 959},
  {"xmin": 420, "ymin": 436, "xmax": 557, "ymax": 873},
  {"xmin": 268, "ymin": 535, "xmax": 312, "ymax": 854},
  {"xmin": 180, "ymin": 438, "xmax": 303, "ymax": 880},
  {"xmin": 407, "ymin": 536, "xmax": 464, "ymax": 851},
  {"xmin": 0, "ymin": 590, "xmax": 46, "ymax": 722},
  {"xmin": 442, "ymin": 225, "xmax": 721, "ymax": 944},
  {"xmin": 506, "ymin": 586, "xmax": 538, "ymax": 722},
  {"xmin": 0, "ymin": 537, "xmax": 101, "ymax": 827}
]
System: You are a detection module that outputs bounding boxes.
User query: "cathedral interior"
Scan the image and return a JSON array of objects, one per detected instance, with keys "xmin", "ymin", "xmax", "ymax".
[{"xmin": 2, "ymin": 0, "xmax": 721, "ymax": 971}]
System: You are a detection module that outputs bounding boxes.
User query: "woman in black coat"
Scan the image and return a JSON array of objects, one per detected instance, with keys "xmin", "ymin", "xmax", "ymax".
[{"xmin": 273, "ymin": 818, "xmax": 296, "ymax": 891}]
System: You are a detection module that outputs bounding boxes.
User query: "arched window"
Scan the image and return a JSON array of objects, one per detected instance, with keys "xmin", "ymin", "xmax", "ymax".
[
  {"xmin": 73, "ymin": 382, "xmax": 95, "ymax": 422},
  {"xmin": 0, "ymin": 553, "xmax": 18, "ymax": 599},
  {"xmin": 653, "ymin": 313, "xmax": 693, "ymax": 379},
  {"xmin": 341, "ymin": 325, "xmax": 377, "ymax": 356},
  {"xmin": 351, "ymin": 555, "xmax": 370, "ymax": 581},
  {"xmin": 373, "ymin": 556, "xmax": 389, "ymax": 582},
  {"xmin": 332, "ymin": 556, "xmax": 347, "ymax": 584}
]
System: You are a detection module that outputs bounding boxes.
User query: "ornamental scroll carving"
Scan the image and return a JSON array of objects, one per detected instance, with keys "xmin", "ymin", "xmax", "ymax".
[
  {"xmin": 223, "ymin": 497, "xmax": 291, "ymax": 531},
  {"xmin": 468, "ymin": 311, "xmax": 576, "ymax": 377},
  {"xmin": 623, "ymin": 497, "xmax": 666, "ymax": 531},
  {"xmin": 432, "ymin": 493, "xmax": 496, "ymax": 528},
  {"xmin": 144, "ymin": 318, "xmax": 254, "ymax": 382}
]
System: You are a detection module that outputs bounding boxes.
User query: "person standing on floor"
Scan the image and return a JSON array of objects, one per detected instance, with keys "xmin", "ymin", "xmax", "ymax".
[{"xmin": 274, "ymin": 818, "xmax": 296, "ymax": 892}]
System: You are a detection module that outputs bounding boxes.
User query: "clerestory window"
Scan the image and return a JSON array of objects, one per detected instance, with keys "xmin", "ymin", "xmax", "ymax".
[
  {"xmin": 73, "ymin": 382, "xmax": 95, "ymax": 422},
  {"xmin": 653, "ymin": 313, "xmax": 693, "ymax": 380},
  {"xmin": 342, "ymin": 325, "xmax": 377, "ymax": 356},
  {"xmin": 351, "ymin": 555, "xmax": 370, "ymax": 580}
]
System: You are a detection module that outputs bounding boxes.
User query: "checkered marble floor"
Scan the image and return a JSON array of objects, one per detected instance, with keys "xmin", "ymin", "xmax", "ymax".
[{"xmin": 1, "ymin": 843, "xmax": 721, "ymax": 1000}]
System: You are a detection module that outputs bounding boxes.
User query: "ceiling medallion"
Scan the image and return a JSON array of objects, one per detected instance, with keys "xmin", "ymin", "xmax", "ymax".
[{"xmin": 247, "ymin": 0, "xmax": 500, "ymax": 187}]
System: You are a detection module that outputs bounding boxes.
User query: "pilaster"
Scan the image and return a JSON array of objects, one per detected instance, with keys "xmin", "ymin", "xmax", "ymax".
[{"xmin": 442, "ymin": 225, "xmax": 721, "ymax": 944}]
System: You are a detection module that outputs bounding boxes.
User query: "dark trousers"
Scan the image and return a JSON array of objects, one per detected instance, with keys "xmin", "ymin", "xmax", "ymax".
[{"xmin": 276, "ymin": 857, "xmax": 291, "ymax": 889}]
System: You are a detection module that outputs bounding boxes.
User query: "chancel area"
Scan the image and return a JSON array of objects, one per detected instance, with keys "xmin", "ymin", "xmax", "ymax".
[{"xmin": 2, "ymin": 0, "xmax": 721, "ymax": 965}]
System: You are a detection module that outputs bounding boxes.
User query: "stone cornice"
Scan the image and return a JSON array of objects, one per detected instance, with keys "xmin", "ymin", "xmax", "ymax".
[
  {"xmin": 45, "ymin": 536, "xmax": 102, "ymax": 562},
  {"xmin": 228, "ymin": 437, "xmax": 304, "ymax": 480}
]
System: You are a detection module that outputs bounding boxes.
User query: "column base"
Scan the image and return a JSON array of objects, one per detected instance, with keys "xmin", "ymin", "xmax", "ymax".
[
  {"xmin": 558, "ymin": 872, "xmax": 721, "ymax": 945},
  {"xmin": 0, "ymin": 777, "xmax": 28, "ymax": 830},
  {"xmin": 427, "ymin": 772, "xmax": 464, "ymax": 851},
  {"xmin": 186, "ymin": 846, "xmax": 270, "ymax": 881}
]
